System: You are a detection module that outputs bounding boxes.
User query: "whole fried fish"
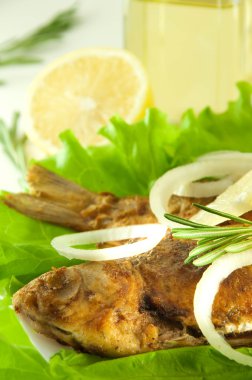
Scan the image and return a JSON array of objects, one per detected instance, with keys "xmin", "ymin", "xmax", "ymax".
[
  {"xmin": 8, "ymin": 165, "xmax": 252, "ymax": 357},
  {"xmin": 4, "ymin": 165, "xmax": 216, "ymax": 230},
  {"xmin": 13, "ymin": 237, "xmax": 252, "ymax": 357}
]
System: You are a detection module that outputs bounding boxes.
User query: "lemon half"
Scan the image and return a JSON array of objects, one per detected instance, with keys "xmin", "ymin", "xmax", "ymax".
[{"xmin": 25, "ymin": 48, "xmax": 152, "ymax": 154}]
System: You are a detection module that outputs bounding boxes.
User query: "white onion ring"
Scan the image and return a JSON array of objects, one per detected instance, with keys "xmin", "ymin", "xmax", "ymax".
[
  {"xmin": 174, "ymin": 176, "xmax": 233, "ymax": 198},
  {"xmin": 197, "ymin": 151, "xmax": 252, "ymax": 162},
  {"xmin": 194, "ymin": 250, "xmax": 252, "ymax": 367},
  {"xmin": 51, "ymin": 224, "xmax": 167, "ymax": 261},
  {"xmin": 150, "ymin": 157, "xmax": 252, "ymax": 228},
  {"xmin": 182, "ymin": 151, "xmax": 252, "ymax": 197}
]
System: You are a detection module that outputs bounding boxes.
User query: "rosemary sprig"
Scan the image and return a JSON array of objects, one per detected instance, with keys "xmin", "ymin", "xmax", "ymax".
[
  {"xmin": 165, "ymin": 204, "xmax": 252, "ymax": 267},
  {"xmin": 0, "ymin": 6, "xmax": 78, "ymax": 67},
  {"xmin": 0, "ymin": 113, "xmax": 27, "ymax": 187},
  {"xmin": 0, "ymin": 56, "xmax": 41, "ymax": 66}
]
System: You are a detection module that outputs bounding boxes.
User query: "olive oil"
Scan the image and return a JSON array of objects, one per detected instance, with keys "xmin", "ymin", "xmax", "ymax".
[{"xmin": 125, "ymin": 0, "xmax": 249, "ymax": 119}]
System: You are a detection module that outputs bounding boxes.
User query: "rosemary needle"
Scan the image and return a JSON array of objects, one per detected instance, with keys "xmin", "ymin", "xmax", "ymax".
[
  {"xmin": 0, "ymin": 6, "xmax": 78, "ymax": 68},
  {"xmin": 163, "ymin": 213, "xmax": 209, "ymax": 228},
  {"xmin": 192, "ymin": 248, "xmax": 225, "ymax": 266},
  {"xmin": 0, "ymin": 113, "xmax": 27, "ymax": 188},
  {"xmin": 172, "ymin": 227, "xmax": 252, "ymax": 240},
  {"xmin": 225, "ymin": 239, "xmax": 252, "ymax": 253},
  {"xmin": 187, "ymin": 235, "xmax": 237, "ymax": 259},
  {"xmin": 193, "ymin": 203, "xmax": 252, "ymax": 226},
  {"xmin": 165, "ymin": 205, "xmax": 252, "ymax": 267}
]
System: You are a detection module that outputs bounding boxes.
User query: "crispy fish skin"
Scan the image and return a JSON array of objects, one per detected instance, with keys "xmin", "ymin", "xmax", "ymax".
[
  {"xmin": 27, "ymin": 164, "xmax": 97, "ymax": 212},
  {"xmin": 5, "ymin": 165, "xmax": 156, "ymax": 231},
  {"xmin": 13, "ymin": 237, "xmax": 252, "ymax": 357},
  {"xmin": 168, "ymin": 194, "xmax": 215, "ymax": 219},
  {"xmin": 4, "ymin": 193, "xmax": 90, "ymax": 231},
  {"xmin": 137, "ymin": 238, "xmax": 204, "ymax": 328},
  {"xmin": 14, "ymin": 261, "xmax": 159, "ymax": 357},
  {"xmin": 13, "ymin": 256, "xmax": 202, "ymax": 357},
  {"xmin": 212, "ymin": 266, "xmax": 252, "ymax": 334}
]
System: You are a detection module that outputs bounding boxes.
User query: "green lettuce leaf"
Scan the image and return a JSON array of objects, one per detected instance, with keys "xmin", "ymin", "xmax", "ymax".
[
  {"xmin": 1, "ymin": 82, "xmax": 252, "ymax": 378},
  {"xmin": 173, "ymin": 82, "xmax": 252, "ymax": 166},
  {"xmin": 40, "ymin": 82, "xmax": 252, "ymax": 196},
  {"xmin": 0, "ymin": 202, "xmax": 82, "ymax": 285},
  {"xmin": 40, "ymin": 107, "xmax": 179, "ymax": 196}
]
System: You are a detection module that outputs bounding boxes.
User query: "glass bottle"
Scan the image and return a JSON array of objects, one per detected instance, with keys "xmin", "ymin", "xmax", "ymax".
[{"xmin": 125, "ymin": 0, "xmax": 251, "ymax": 119}]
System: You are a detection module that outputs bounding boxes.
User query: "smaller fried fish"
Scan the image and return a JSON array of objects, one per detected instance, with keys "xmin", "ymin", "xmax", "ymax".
[{"xmin": 5, "ymin": 165, "xmax": 156, "ymax": 231}]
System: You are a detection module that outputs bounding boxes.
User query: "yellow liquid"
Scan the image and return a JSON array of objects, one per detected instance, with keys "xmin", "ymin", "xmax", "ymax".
[{"xmin": 125, "ymin": 0, "xmax": 250, "ymax": 119}]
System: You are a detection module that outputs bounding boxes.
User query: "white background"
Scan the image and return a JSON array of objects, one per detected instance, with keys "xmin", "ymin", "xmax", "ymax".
[{"xmin": 0, "ymin": 0, "xmax": 124, "ymax": 191}]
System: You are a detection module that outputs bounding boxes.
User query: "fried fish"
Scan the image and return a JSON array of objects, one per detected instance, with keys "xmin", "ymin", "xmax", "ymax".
[
  {"xmin": 4, "ymin": 165, "xmax": 156, "ymax": 230},
  {"xmin": 13, "ymin": 237, "xmax": 252, "ymax": 357},
  {"xmin": 4, "ymin": 165, "xmax": 215, "ymax": 230},
  {"xmin": 8, "ymin": 165, "xmax": 252, "ymax": 357}
]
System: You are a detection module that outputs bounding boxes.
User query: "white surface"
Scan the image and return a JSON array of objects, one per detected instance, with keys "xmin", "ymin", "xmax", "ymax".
[
  {"xmin": 0, "ymin": 0, "xmax": 124, "ymax": 191},
  {"xmin": 18, "ymin": 314, "xmax": 68, "ymax": 362}
]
